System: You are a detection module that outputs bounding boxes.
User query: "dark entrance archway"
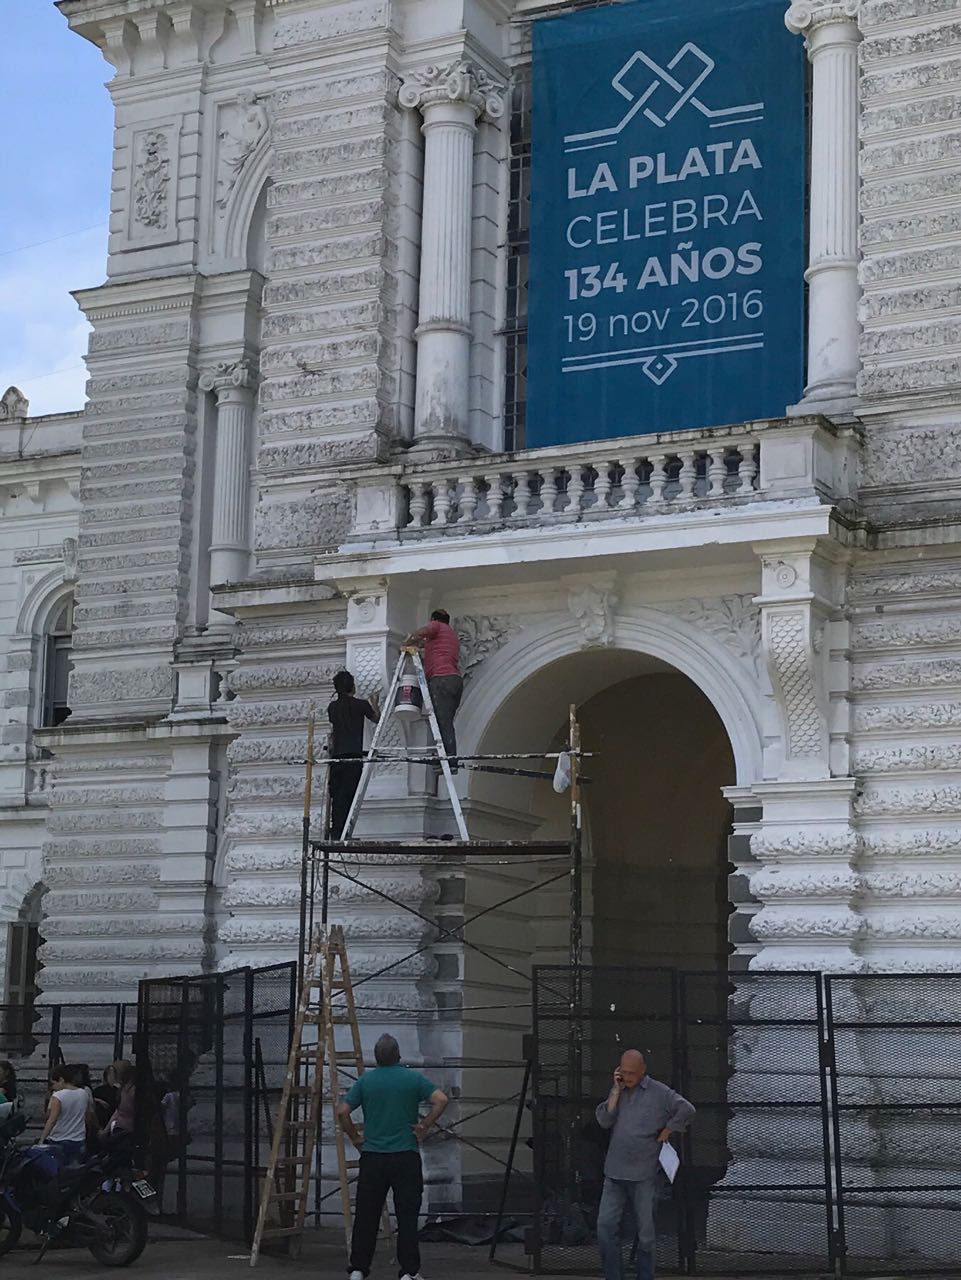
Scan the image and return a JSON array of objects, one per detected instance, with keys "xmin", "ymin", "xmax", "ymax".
[{"xmin": 579, "ymin": 672, "xmax": 734, "ymax": 974}]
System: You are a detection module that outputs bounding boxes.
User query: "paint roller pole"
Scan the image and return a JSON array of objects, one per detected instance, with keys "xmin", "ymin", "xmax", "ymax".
[
  {"xmin": 297, "ymin": 705, "xmax": 316, "ymax": 994},
  {"xmin": 567, "ymin": 703, "xmax": 585, "ymax": 1209}
]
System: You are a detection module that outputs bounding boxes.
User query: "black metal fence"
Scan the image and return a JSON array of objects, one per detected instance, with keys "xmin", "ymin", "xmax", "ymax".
[
  {"xmin": 530, "ymin": 966, "xmax": 961, "ymax": 1278},
  {"xmin": 0, "ymin": 1000, "xmax": 136, "ymax": 1133},
  {"xmin": 7, "ymin": 965, "xmax": 961, "ymax": 1275},
  {"xmin": 135, "ymin": 962, "xmax": 296, "ymax": 1241}
]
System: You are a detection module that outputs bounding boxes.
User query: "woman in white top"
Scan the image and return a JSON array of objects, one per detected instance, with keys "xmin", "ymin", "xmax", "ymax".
[{"xmin": 39, "ymin": 1065, "xmax": 95, "ymax": 1166}]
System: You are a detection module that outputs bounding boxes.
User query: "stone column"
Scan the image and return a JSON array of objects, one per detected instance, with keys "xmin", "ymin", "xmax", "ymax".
[
  {"xmin": 399, "ymin": 61, "xmax": 503, "ymax": 457},
  {"xmin": 786, "ymin": 1, "xmax": 861, "ymax": 412},
  {"xmin": 199, "ymin": 360, "xmax": 255, "ymax": 594}
]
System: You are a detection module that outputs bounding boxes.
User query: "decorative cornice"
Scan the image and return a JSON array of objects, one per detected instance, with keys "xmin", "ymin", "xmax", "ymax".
[
  {"xmin": 398, "ymin": 60, "xmax": 504, "ymax": 120},
  {"xmin": 785, "ymin": 0, "xmax": 861, "ymax": 37}
]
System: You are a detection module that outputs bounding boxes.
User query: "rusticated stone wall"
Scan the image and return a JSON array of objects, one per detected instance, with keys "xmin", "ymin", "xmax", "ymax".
[
  {"xmin": 847, "ymin": 561, "xmax": 961, "ymax": 971},
  {"xmin": 859, "ymin": 0, "xmax": 961, "ymax": 404},
  {"xmin": 253, "ymin": 44, "xmax": 417, "ymax": 569}
]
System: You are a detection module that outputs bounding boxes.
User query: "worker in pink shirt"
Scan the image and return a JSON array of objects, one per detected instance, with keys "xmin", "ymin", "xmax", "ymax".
[{"xmin": 406, "ymin": 609, "xmax": 462, "ymax": 772}]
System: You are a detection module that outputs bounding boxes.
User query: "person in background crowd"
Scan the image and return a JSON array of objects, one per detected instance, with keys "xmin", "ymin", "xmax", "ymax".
[
  {"xmin": 68, "ymin": 1064, "xmax": 101, "ymax": 1148},
  {"xmin": 0, "ymin": 1062, "xmax": 17, "ymax": 1106},
  {"xmin": 68, "ymin": 1063, "xmax": 96, "ymax": 1108},
  {"xmin": 327, "ymin": 670, "xmax": 380, "ymax": 837},
  {"xmin": 39, "ymin": 1064, "xmax": 96, "ymax": 1165},
  {"xmin": 102, "ymin": 1060, "xmax": 136, "ymax": 1151},
  {"xmin": 405, "ymin": 609, "xmax": 462, "ymax": 771},
  {"xmin": 92, "ymin": 1066, "xmax": 119, "ymax": 1129}
]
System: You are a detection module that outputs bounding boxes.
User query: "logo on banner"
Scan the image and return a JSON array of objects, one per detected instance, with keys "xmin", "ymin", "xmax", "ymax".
[{"xmin": 564, "ymin": 44, "xmax": 763, "ymax": 146}]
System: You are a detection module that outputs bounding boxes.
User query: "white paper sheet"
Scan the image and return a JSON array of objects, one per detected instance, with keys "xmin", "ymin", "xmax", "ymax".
[{"xmin": 658, "ymin": 1142, "xmax": 680, "ymax": 1184}]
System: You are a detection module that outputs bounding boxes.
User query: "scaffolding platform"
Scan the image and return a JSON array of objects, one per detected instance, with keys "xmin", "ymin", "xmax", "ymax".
[{"xmin": 308, "ymin": 838, "xmax": 571, "ymax": 858}]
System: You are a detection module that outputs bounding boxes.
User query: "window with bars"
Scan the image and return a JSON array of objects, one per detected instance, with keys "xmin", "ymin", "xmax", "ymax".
[
  {"xmin": 40, "ymin": 598, "xmax": 73, "ymax": 728},
  {"xmin": 503, "ymin": 26, "xmax": 812, "ymax": 453}
]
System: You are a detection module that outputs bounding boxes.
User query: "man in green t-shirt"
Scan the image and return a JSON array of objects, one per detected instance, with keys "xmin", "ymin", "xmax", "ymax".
[{"xmin": 338, "ymin": 1034, "xmax": 448, "ymax": 1280}]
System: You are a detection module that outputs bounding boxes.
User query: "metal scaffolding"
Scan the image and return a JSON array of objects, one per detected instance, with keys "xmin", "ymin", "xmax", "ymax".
[{"xmin": 293, "ymin": 696, "xmax": 589, "ymax": 1249}]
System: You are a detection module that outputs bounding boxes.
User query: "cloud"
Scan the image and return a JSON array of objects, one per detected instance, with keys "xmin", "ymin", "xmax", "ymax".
[{"xmin": 0, "ymin": 226, "xmax": 107, "ymax": 418}]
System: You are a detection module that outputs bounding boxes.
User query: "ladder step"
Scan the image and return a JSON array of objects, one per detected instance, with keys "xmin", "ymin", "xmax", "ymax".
[
  {"xmin": 259, "ymin": 1227, "xmax": 304, "ymax": 1240},
  {"xmin": 270, "ymin": 1191, "xmax": 304, "ymax": 1203}
]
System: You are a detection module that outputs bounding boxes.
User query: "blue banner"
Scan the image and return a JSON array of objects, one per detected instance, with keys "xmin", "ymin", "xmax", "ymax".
[{"xmin": 528, "ymin": 0, "xmax": 805, "ymax": 447}]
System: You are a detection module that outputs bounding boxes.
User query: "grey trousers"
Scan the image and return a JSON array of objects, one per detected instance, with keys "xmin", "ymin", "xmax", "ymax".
[{"xmin": 428, "ymin": 674, "xmax": 463, "ymax": 763}]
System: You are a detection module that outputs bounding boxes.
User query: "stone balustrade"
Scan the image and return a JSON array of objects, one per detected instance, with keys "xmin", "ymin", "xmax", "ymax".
[
  {"xmin": 403, "ymin": 435, "xmax": 757, "ymax": 531},
  {"xmin": 347, "ymin": 416, "xmax": 857, "ymax": 542}
]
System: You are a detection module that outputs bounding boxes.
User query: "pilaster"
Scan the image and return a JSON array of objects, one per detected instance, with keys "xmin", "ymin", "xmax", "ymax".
[
  {"xmin": 785, "ymin": 0, "xmax": 861, "ymax": 415},
  {"xmin": 750, "ymin": 538, "xmax": 860, "ymax": 970}
]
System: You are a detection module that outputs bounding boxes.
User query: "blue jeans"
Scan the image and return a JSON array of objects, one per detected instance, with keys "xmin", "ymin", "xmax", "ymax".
[
  {"xmin": 596, "ymin": 1176, "xmax": 657, "ymax": 1280},
  {"xmin": 49, "ymin": 1139, "xmax": 85, "ymax": 1166}
]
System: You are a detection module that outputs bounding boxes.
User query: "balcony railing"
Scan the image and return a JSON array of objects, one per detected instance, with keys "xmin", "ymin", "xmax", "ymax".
[
  {"xmin": 405, "ymin": 438, "xmax": 757, "ymax": 531},
  {"xmin": 347, "ymin": 417, "xmax": 856, "ymax": 543}
]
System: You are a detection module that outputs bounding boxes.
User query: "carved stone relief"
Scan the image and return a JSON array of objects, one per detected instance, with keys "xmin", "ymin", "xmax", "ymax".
[
  {"xmin": 758, "ymin": 552, "xmax": 833, "ymax": 777},
  {"xmin": 61, "ymin": 538, "xmax": 78, "ymax": 583},
  {"xmin": 765, "ymin": 610, "xmax": 826, "ymax": 760},
  {"xmin": 128, "ymin": 122, "xmax": 179, "ymax": 245},
  {"xmin": 457, "ymin": 615, "xmax": 522, "ymax": 681},
  {"xmin": 133, "ymin": 131, "xmax": 171, "ymax": 229},
  {"xmin": 216, "ymin": 91, "xmax": 270, "ymax": 212},
  {"xmin": 661, "ymin": 594, "xmax": 761, "ymax": 675},
  {"xmin": 568, "ymin": 585, "xmax": 616, "ymax": 648}
]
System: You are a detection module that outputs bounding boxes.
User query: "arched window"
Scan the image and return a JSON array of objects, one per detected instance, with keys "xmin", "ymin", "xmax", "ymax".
[{"xmin": 40, "ymin": 597, "xmax": 73, "ymax": 728}]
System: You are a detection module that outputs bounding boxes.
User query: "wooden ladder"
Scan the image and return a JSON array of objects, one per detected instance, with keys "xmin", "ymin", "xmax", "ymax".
[{"xmin": 250, "ymin": 925, "xmax": 387, "ymax": 1265}]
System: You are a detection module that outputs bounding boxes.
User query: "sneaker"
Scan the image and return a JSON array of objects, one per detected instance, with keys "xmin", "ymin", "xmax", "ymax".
[
  {"xmin": 349, "ymin": 1271, "xmax": 365, "ymax": 1280},
  {"xmin": 399, "ymin": 1274, "xmax": 424, "ymax": 1280}
]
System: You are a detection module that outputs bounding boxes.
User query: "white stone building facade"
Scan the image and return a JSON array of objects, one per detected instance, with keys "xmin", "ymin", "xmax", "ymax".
[{"xmin": 2, "ymin": 0, "xmax": 961, "ymax": 1044}]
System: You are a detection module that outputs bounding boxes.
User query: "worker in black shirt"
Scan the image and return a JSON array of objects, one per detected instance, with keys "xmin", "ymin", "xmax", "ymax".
[{"xmin": 328, "ymin": 670, "xmax": 380, "ymax": 838}]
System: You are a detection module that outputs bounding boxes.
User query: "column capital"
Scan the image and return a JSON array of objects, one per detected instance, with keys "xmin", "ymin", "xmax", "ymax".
[
  {"xmin": 785, "ymin": 0, "xmax": 860, "ymax": 39},
  {"xmin": 198, "ymin": 358, "xmax": 257, "ymax": 399},
  {"xmin": 399, "ymin": 60, "xmax": 504, "ymax": 122}
]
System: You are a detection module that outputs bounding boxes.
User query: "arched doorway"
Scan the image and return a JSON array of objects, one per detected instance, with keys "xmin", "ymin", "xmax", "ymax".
[
  {"xmin": 453, "ymin": 644, "xmax": 742, "ymax": 1208},
  {"xmin": 462, "ymin": 648, "xmax": 737, "ymax": 981}
]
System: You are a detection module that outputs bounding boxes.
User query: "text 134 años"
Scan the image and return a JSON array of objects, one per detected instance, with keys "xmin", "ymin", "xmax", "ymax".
[{"xmin": 564, "ymin": 245, "xmax": 761, "ymax": 301}]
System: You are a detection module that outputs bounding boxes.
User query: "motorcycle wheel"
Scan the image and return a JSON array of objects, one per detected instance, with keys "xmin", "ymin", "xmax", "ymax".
[
  {"xmin": 86, "ymin": 1192, "xmax": 148, "ymax": 1267},
  {"xmin": 0, "ymin": 1204, "xmax": 22, "ymax": 1256}
]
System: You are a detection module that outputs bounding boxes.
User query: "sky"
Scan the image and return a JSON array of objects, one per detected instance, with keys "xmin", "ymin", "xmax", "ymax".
[{"xmin": 0, "ymin": 1, "xmax": 113, "ymax": 418}]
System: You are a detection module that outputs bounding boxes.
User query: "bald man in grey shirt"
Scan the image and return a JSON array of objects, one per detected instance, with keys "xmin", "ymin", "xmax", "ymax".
[{"xmin": 595, "ymin": 1049, "xmax": 695, "ymax": 1280}]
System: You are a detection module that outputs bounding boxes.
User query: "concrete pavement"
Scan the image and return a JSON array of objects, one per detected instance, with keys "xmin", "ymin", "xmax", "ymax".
[{"xmin": 0, "ymin": 1226, "xmax": 907, "ymax": 1280}]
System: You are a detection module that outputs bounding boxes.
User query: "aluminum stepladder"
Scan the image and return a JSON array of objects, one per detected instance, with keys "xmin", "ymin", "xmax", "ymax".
[
  {"xmin": 250, "ymin": 925, "xmax": 386, "ymax": 1264},
  {"xmin": 340, "ymin": 645, "xmax": 469, "ymax": 841}
]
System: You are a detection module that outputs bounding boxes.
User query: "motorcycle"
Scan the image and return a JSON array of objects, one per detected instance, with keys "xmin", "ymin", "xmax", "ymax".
[{"xmin": 0, "ymin": 1111, "xmax": 157, "ymax": 1265}]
